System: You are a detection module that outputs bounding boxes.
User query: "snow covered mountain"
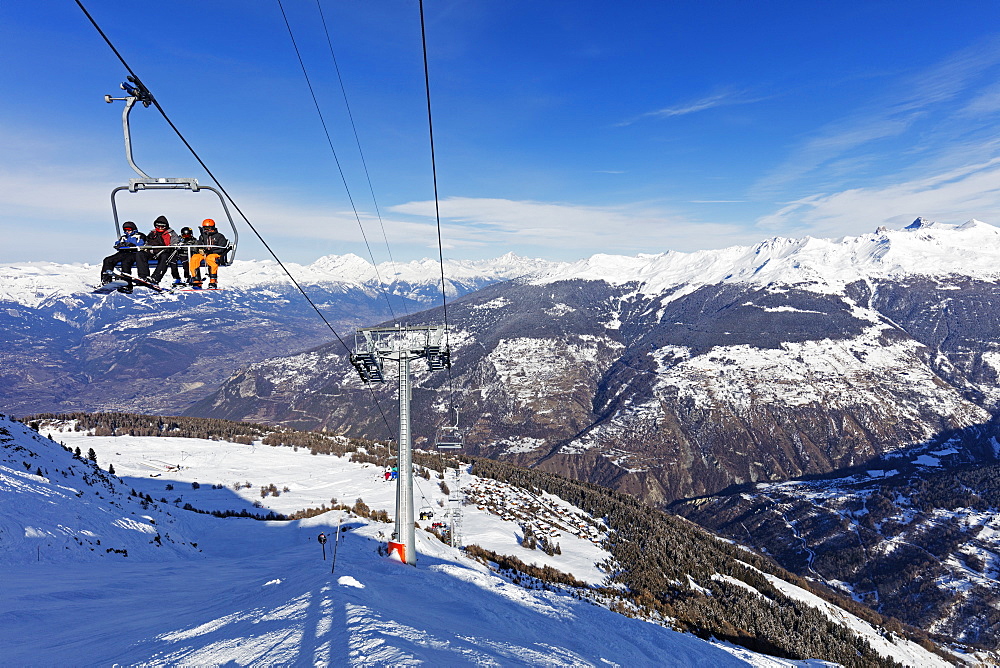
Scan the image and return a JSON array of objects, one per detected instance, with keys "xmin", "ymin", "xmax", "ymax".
[
  {"xmin": 1, "ymin": 413, "xmax": 956, "ymax": 665},
  {"xmin": 0, "ymin": 253, "xmax": 560, "ymax": 416},
  {"xmin": 195, "ymin": 219, "xmax": 1000, "ymax": 499},
  {"xmin": 13, "ymin": 219, "xmax": 1000, "ymax": 657}
]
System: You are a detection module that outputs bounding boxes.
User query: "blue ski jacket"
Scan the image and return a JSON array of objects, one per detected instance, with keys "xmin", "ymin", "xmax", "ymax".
[{"xmin": 114, "ymin": 230, "xmax": 147, "ymax": 251}]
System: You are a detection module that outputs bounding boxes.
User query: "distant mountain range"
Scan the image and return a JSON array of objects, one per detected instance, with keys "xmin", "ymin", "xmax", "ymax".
[{"xmin": 0, "ymin": 253, "xmax": 559, "ymax": 416}]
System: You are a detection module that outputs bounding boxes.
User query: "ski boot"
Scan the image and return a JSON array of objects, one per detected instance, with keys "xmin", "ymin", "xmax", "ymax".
[
  {"xmin": 100, "ymin": 272, "xmax": 114, "ymax": 285},
  {"xmin": 208, "ymin": 272, "xmax": 218, "ymax": 290},
  {"xmin": 189, "ymin": 275, "xmax": 202, "ymax": 290}
]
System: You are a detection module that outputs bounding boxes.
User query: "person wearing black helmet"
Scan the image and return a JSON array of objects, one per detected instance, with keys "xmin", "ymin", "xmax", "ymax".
[
  {"xmin": 188, "ymin": 218, "xmax": 229, "ymax": 290},
  {"xmin": 99, "ymin": 221, "xmax": 148, "ymax": 292},
  {"xmin": 145, "ymin": 215, "xmax": 182, "ymax": 286},
  {"xmin": 170, "ymin": 226, "xmax": 199, "ymax": 285}
]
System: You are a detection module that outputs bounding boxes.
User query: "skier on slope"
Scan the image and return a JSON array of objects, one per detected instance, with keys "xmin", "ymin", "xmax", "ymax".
[{"xmin": 100, "ymin": 221, "xmax": 148, "ymax": 292}]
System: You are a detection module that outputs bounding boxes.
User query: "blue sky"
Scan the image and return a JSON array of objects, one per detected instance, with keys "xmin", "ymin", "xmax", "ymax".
[{"xmin": 4, "ymin": 1, "xmax": 1000, "ymax": 265}]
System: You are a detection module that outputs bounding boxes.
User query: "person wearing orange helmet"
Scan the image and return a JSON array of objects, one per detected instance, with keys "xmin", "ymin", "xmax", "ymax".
[{"xmin": 188, "ymin": 218, "xmax": 229, "ymax": 290}]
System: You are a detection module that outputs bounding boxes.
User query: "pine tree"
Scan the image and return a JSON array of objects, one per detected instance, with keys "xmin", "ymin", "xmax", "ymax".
[
  {"xmin": 108, "ymin": 463, "xmax": 115, "ymax": 475},
  {"xmin": 87, "ymin": 448, "xmax": 97, "ymax": 463}
]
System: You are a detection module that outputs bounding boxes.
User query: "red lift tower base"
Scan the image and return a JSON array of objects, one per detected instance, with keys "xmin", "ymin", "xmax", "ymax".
[{"xmin": 387, "ymin": 541, "xmax": 408, "ymax": 564}]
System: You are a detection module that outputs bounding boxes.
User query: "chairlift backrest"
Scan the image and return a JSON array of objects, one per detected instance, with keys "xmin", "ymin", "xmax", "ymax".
[{"xmin": 110, "ymin": 181, "xmax": 239, "ymax": 265}]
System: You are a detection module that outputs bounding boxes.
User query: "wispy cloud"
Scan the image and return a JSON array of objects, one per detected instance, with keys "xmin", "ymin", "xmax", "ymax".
[
  {"xmin": 389, "ymin": 197, "xmax": 758, "ymax": 255},
  {"xmin": 754, "ymin": 37, "xmax": 1000, "ymax": 195},
  {"xmin": 959, "ymin": 81, "xmax": 1000, "ymax": 117},
  {"xmin": 755, "ymin": 158, "xmax": 1000, "ymax": 238},
  {"xmin": 618, "ymin": 88, "xmax": 766, "ymax": 126}
]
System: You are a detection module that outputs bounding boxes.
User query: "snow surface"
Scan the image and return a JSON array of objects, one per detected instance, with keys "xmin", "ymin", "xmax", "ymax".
[
  {"xmin": 3, "ymin": 417, "xmax": 830, "ymax": 666},
  {"xmin": 4, "ymin": 416, "xmax": 948, "ymax": 665}
]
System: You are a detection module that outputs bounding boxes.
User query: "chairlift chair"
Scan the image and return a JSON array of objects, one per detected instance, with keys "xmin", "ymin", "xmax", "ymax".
[
  {"xmin": 435, "ymin": 425, "xmax": 463, "ymax": 449},
  {"xmin": 105, "ymin": 77, "xmax": 238, "ymax": 270},
  {"xmin": 435, "ymin": 407, "xmax": 464, "ymax": 450}
]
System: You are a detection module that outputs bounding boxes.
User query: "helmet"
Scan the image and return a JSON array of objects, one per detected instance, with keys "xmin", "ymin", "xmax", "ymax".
[
  {"xmin": 201, "ymin": 218, "xmax": 216, "ymax": 229},
  {"xmin": 181, "ymin": 226, "xmax": 194, "ymax": 236},
  {"xmin": 153, "ymin": 215, "xmax": 169, "ymax": 229},
  {"xmin": 123, "ymin": 221, "xmax": 137, "ymax": 232}
]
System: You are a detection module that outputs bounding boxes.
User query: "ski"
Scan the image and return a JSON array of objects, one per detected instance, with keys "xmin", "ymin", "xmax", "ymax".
[
  {"xmin": 111, "ymin": 271, "xmax": 171, "ymax": 293},
  {"xmin": 92, "ymin": 280, "xmax": 130, "ymax": 294}
]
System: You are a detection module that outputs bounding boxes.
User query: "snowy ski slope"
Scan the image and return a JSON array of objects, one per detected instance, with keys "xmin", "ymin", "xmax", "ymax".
[{"xmin": 0, "ymin": 416, "xmax": 951, "ymax": 666}]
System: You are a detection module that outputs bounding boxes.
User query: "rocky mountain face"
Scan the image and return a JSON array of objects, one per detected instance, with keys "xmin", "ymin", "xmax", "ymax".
[
  {"xmin": 13, "ymin": 219, "xmax": 1000, "ymax": 651},
  {"xmin": 0, "ymin": 254, "xmax": 558, "ymax": 416},
  {"xmin": 191, "ymin": 221, "xmax": 1000, "ymax": 505}
]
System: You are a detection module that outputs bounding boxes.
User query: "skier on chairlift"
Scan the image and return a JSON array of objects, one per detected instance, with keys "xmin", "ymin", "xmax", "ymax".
[
  {"xmin": 188, "ymin": 218, "xmax": 229, "ymax": 290},
  {"xmin": 100, "ymin": 221, "xmax": 148, "ymax": 292},
  {"xmin": 145, "ymin": 215, "xmax": 182, "ymax": 286}
]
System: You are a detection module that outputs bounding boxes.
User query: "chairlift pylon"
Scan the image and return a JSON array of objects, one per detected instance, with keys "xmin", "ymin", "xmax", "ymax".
[{"xmin": 104, "ymin": 78, "xmax": 238, "ymax": 264}]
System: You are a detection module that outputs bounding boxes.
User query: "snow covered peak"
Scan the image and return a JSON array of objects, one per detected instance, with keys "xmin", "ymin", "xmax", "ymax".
[
  {"xmin": 529, "ymin": 219, "xmax": 1000, "ymax": 296},
  {"xmin": 905, "ymin": 216, "xmax": 937, "ymax": 230},
  {"xmin": 4, "ymin": 219, "xmax": 1000, "ymax": 307},
  {"xmin": 309, "ymin": 253, "xmax": 378, "ymax": 281}
]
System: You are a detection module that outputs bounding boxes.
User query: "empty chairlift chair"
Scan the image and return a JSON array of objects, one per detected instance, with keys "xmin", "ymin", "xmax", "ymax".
[{"xmin": 435, "ymin": 424, "xmax": 464, "ymax": 450}]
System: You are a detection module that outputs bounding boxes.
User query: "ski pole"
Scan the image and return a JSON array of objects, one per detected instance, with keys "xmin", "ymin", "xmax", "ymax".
[{"xmin": 331, "ymin": 516, "xmax": 342, "ymax": 573}]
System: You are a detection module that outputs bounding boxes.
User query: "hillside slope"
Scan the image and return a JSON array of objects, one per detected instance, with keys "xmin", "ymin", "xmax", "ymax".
[
  {"xmin": 2, "ymin": 413, "xmax": 958, "ymax": 666},
  {"xmin": 673, "ymin": 421, "xmax": 1000, "ymax": 651}
]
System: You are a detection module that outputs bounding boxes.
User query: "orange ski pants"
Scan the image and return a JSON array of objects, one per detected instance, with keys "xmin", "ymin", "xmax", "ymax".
[{"xmin": 189, "ymin": 253, "xmax": 222, "ymax": 278}]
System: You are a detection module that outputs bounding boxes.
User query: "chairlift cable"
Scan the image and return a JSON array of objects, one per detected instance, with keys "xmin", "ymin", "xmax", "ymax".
[
  {"xmin": 75, "ymin": 0, "xmax": 397, "ymax": 441},
  {"xmin": 276, "ymin": 0, "xmax": 400, "ymax": 324},
  {"xmin": 413, "ymin": 475, "xmax": 433, "ymax": 510},
  {"xmin": 418, "ymin": 0, "xmax": 459, "ymax": 404},
  {"xmin": 315, "ymin": 0, "xmax": 410, "ymax": 318}
]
